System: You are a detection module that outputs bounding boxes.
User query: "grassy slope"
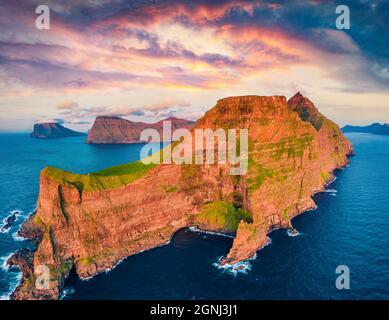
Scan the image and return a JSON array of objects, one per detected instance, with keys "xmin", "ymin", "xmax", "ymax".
[
  {"xmin": 41, "ymin": 143, "xmax": 169, "ymax": 192},
  {"xmin": 194, "ymin": 201, "xmax": 251, "ymax": 233},
  {"xmin": 42, "ymin": 161, "xmax": 156, "ymax": 193}
]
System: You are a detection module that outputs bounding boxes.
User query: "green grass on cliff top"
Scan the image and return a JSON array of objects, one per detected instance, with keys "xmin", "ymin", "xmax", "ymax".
[
  {"xmin": 42, "ymin": 146, "xmax": 168, "ymax": 192},
  {"xmin": 42, "ymin": 161, "xmax": 156, "ymax": 193},
  {"xmin": 195, "ymin": 201, "xmax": 251, "ymax": 233}
]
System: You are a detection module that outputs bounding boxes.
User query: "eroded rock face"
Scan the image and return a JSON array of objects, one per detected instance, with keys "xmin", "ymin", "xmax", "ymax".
[
  {"xmin": 13, "ymin": 93, "xmax": 353, "ymax": 299},
  {"xmin": 86, "ymin": 116, "xmax": 195, "ymax": 144}
]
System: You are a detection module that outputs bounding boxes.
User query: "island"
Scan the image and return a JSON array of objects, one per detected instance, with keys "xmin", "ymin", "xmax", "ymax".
[
  {"xmin": 10, "ymin": 93, "xmax": 353, "ymax": 300},
  {"xmin": 31, "ymin": 122, "xmax": 86, "ymax": 139}
]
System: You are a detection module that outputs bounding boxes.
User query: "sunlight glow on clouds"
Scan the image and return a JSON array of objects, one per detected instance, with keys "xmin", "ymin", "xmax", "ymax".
[{"xmin": 0, "ymin": 0, "xmax": 388, "ymax": 131}]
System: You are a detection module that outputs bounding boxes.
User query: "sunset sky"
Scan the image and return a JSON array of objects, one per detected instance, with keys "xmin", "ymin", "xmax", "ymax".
[{"xmin": 0, "ymin": 0, "xmax": 388, "ymax": 131}]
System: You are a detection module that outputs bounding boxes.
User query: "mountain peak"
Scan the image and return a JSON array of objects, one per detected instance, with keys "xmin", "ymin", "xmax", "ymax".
[
  {"xmin": 291, "ymin": 91, "xmax": 304, "ymax": 99},
  {"xmin": 288, "ymin": 92, "xmax": 311, "ymax": 105},
  {"xmin": 288, "ymin": 92, "xmax": 325, "ymax": 131}
]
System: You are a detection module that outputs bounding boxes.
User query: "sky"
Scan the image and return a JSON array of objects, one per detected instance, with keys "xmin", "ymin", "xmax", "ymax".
[{"xmin": 0, "ymin": 0, "xmax": 388, "ymax": 131}]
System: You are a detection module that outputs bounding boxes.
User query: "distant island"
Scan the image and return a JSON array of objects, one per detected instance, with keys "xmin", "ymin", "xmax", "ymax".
[
  {"xmin": 31, "ymin": 122, "xmax": 86, "ymax": 139},
  {"xmin": 342, "ymin": 123, "xmax": 389, "ymax": 135},
  {"xmin": 86, "ymin": 116, "xmax": 195, "ymax": 144}
]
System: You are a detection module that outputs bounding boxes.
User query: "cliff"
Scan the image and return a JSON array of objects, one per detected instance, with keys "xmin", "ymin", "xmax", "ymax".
[
  {"xmin": 86, "ymin": 116, "xmax": 195, "ymax": 144},
  {"xmin": 31, "ymin": 123, "xmax": 86, "ymax": 139},
  {"xmin": 12, "ymin": 93, "xmax": 353, "ymax": 299},
  {"xmin": 342, "ymin": 122, "xmax": 389, "ymax": 135}
]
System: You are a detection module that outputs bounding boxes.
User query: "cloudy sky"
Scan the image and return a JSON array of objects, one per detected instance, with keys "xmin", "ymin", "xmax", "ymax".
[{"xmin": 0, "ymin": 0, "xmax": 388, "ymax": 131}]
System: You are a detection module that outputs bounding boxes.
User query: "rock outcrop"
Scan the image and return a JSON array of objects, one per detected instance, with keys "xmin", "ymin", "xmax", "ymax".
[
  {"xmin": 31, "ymin": 123, "xmax": 86, "ymax": 139},
  {"xmin": 13, "ymin": 93, "xmax": 353, "ymax": 299},
  {"xmin": 86, "ymin": 116, "xmax": 195, "ymax": 144},
  {"xmin": 0, "ymin": 211, "xmax": 19, "ymax": 233}
]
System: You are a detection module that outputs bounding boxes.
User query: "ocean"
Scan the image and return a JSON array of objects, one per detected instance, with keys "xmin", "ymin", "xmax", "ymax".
[{"xmin": 1, "ymin": 132, "xmax": 389, "ymax": 299}]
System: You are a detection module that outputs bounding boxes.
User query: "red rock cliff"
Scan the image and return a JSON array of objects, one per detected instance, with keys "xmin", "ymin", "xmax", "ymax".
[{"xmin": 13, "ymin": 93, "xmax": 353, "ymax": 299}]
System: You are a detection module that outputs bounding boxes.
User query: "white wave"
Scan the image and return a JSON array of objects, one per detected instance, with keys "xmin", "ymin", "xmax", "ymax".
[
  {"xmin": 325, "ymin": 176, "xmax": 337, "ymax": 186},
  {"xmin": 0, "ymin": 209, "xmax": 26, "ymax": 234},
  {"xmin": 104, "ymin": 256, "xmax": 128, "ymax": 275},
  {"xmin": 188, "ymin": 226, "xmax": 234, "ymax": 239},
  {"xmin": 213, "ymin": 255, "xmax": 255, "ymax": 276},
  {"xmin": 306, "ymin": 205, "xmax": 318, "ymax": 213},
  {"xmin": 0, "ymin": 269, "xmax": 22, "ymax": 300},
  {"xmin": 9, "ymin": 210, "xmax": 22, "ymax": 215},
  {"xmin": 79, "ymin": 275, "xmax": 93, "ymax": 282},
  {"xmin": 0, "ymin": 252, "xmax": 13, "ymax": 271},
  {"xmin": 213, "ymin": 237, "xmax": 271, "ymax": 276},
  {"xmin": 10, "ymin": 208, "xmax": 36, "ymax": 241},
  {"xmin": 287, "ymin": 229, "xmax": 302, "ymax": 237},
  {"xmin": 60, "ymin": 287, "xmax": 75, "ymax": 300},
  {"xmin": 324, "ymin": 189, "xmax": 337, "ymax": 193},
  {"xmin": 12, "ymin": 232, "xmax": 25, "ymax": 242}
]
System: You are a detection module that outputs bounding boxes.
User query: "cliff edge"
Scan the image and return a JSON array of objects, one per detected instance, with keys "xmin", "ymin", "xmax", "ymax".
[{"xmin": 12, "ymin": 93, "xmax": 353, "ymax": 299}]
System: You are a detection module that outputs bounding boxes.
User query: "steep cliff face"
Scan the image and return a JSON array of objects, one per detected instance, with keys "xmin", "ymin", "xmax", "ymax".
[
  {"xmin": 31, "ymin": 123, "xmax": 85, "ymax": 139},
  {"xmin": 13, "ymin": 93, "xmax": 353, "ymax": 299},
  {"xmin": 86, "ymin": 116, "xmax": 195, "ymax": 144}
]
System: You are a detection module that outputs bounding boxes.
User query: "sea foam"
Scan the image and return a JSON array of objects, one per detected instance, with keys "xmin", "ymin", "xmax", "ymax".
[
  {"xmin": 188, "ymin": 226, "xmax": 234, "ymax": 239},
  {"xmin": 213, "ymin": 237, "xmax": 272, "ymax": 276},
  {"xmin": 0, "ymin": 260, "xmax": 22, "ymax": 300},
  {"xmin": 287, "ymin": 229, "xmax": 302, "ymax": 237},
  {"xmin": 0, "ymin": 253, "xmax": 13, "ymax": 271}
]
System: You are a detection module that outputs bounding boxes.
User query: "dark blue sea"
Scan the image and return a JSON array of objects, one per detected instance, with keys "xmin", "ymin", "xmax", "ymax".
[{"xmin": 1, "ymin": 132, "xmax": 389, "ymax": 300}]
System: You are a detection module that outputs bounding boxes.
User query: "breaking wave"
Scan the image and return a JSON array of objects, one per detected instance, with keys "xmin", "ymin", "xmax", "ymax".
[
  {"xmin": 287, "ymin": 229, "xmax": 302, "ymax": 237},
  {"xmin": 0, "ymin": 253, "xmax": 22, "ymax": 300},
  {"xmin": 188, "ymin": 226, "xmax": 234, "ymax": 239},
  {"xmin": 60, "ymin": 287, "xmax": 75, "ymax": 300},
  {"xmin": 213, "ymin": 237, "xmax": 272, "ymax": 276},
  {"xmin": 212, "ymin": 256, "xmax": 255, "ymax": 276}
]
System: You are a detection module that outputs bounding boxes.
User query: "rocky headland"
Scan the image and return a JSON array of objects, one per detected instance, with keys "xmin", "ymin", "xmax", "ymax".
[{"xmin": 11, "ymin": 93, "xmax": 353, "ymax": 299}]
